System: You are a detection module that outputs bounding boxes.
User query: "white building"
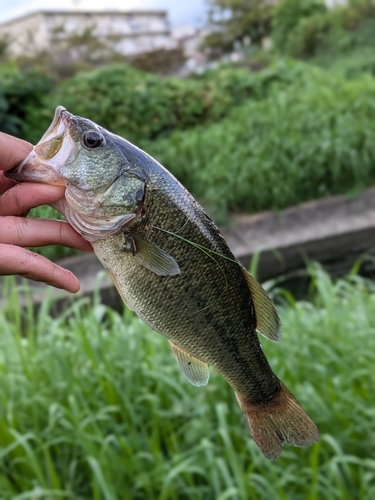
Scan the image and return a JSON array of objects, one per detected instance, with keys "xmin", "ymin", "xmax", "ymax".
[{"xmin": 0, "ymin": 10, "xmax": 177, "ymax": 58}]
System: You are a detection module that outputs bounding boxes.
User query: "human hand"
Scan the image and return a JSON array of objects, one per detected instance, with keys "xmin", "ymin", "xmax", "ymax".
[{"xmin": 0, "ymin": 132, "xmax": 92, "ymax": 293}]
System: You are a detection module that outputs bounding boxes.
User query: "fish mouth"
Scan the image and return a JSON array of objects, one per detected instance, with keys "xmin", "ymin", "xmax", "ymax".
[
  {"xmin": 5, "ymin": 106, "xmax": 74, "ymax": 186},
  {"xmin": 39, "ymin": 105, "xmax": 72, "ymax": 144}
]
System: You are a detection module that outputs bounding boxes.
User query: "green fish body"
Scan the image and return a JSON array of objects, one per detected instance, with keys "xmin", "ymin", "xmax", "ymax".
[{"xmin": 7, "ymin": 107, "xmax": 319, "ymax": 459}]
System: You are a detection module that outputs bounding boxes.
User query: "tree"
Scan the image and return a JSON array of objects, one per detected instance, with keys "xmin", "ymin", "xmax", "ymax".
[
  {"xmin": 0, "ymin": 34, "xmax": 10, "ymax": 63},
  {"xmin": 203, "ymin": 0, "xmax": 276, "ymax": 56},
  {"xmin": 272, "ymin": 0, "xmax": 327, "ymax": 53}
]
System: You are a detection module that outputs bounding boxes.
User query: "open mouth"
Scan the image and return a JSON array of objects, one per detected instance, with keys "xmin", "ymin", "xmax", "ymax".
[
  {"xmin": 39, "ymin": 106, "xmax": 71, "ymax": 142},
  {"xmin": 5, "ymin": 106, "xmax": 73, "ymax": 185}
]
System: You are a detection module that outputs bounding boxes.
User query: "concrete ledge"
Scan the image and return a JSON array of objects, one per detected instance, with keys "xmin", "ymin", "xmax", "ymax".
[
  {"xmin": 222, "ymin": 188, "xmax": 375, "ymax": 281},
  {"xmin": 1, "ymin": 188, "xmax": 375, "ymax": 309}
]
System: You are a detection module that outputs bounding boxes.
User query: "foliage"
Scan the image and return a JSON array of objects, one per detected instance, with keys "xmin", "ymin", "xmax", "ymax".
[
  {"xmin": 52, "ymin": 61, "xmax": 308, "ymax": 145},
  {"xmin": 0, "ymin": 66, "xmax": 54, "ymax": 139},
  {"xmin": 285, "ymin": 11, "xmax": 339, "ymax": 58},
  {"xmin": 0, "ymin": 89, "xmax": 17, "ymax": 136},
  {"xmin": 272, "ymin": 0, "xmax": 327, "ymax": 53},
  {"xmin": 1, "ymin": 268, "xmax": 375, "ymax": 497},
  {"xmin": 19, "ymin": 61, "xmax": 375, "ymax": 261},
  {"xmin": 315, "ymin": 46, "xmax": 375, "ymax": 78},
  {"xmin": 6, "ymin": 49, "xmax": 375, "ymax": 147},
  {"xmin": 203, "ymin": 0, "xmax": 275, "ymax": 56},
  {"xmin": 147, "ymin": 67, "xmax": 375, "ymax": 222},
  {"xmin": 343, "ymin": 0, "xmax": 375, "ymax": 31},
  {"xmin": 273, "ymin": 0, "xmax": 375, "ymax": 59},
  {"xmin": 0, "ymin": 35, "xmax": 9, "ymax": 63}
]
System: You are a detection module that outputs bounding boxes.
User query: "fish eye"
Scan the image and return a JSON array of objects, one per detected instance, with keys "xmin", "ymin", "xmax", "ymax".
[{"xmin": 81, "ymin": 130, "xmax": 105, "ymax": 149}]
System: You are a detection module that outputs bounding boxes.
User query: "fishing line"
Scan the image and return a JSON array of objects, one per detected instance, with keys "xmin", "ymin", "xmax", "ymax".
[
  {"xmin": 173, "ymin": 217, "xmax": 190, "ymax": 235},
  {"xmin": 152, "ymin": 225, "xmax": 241, "ymax": 266},
  {"xmin": 151, "ymin": 225, "xmax": 231, "ymax": 317}
]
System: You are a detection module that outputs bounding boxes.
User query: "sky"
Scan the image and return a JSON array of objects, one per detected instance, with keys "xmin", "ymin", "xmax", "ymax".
[{"xmin": 0, "ymin": 0, "xmax": 208, "ymax": 27}]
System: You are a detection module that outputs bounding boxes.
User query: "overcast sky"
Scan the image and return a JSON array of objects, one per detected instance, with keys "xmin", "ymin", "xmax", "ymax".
[{"xmin": 0, "ymin": 0, "xmax": 208, "ymax": 27}]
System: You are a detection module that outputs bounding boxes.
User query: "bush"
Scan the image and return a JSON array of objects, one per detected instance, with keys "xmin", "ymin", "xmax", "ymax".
[
  {"xmin": 0, "ymin": 88, "xmax": 17, "ymax": 135},
  {"xmin": 350, "ymin": 17, "xmax": 375, "ymax": 47},
  {"xmin": 147, "ymin": 70, "xmax": 375, "ymax": 222},
  {"xmin": 323, "ymin": 46, "xmax": 375, "ymax": 78},
  {"xmin": 272, "ymin": 0, "xmax": 327, "ymax": 53},
  {"xmin": 55, "ymin": 63, "xmax": 263, "ymax": 143},
  {"xmin": 0, "ymin": 66, "xmax": 54, "ymax": 141},
  {"xmin": 23, "ymin": 61, "xmax": 375, "ymax": 242},
  {"xmin": 50, "ymin": 61, "xmax": 314, "ymax": 144},
  {"xmin": 58, "ymin": 64, "xmax": 217, "ymax": 141},
  {"xmin": 0, "ymin": 59, "xmax": 327, "ymax": 146},
  {"xmin": 273, "ymin": 0, "xmax": 375, "ymax": 59},
  {"xmin": 284, "ymin": 12, "xmax": 339, "ymax": 58},
  {"xmin": 342, "ymin": 0, "xmax": 375, "ymax": 31}
]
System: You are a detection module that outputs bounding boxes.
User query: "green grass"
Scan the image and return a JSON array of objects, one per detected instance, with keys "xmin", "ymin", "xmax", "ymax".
[{"xmin": 0, "ymin": 267, "xmax": 375, "ymax": 498}]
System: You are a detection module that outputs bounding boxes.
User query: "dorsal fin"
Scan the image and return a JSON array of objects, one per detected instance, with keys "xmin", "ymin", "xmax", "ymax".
[
  {"xmin": 169, "ymin": 340, "xmax": 210, "ymax": 387},
  {"xmin": 241, "ymin": 268, "xmax": 281, "ymax": 342}
]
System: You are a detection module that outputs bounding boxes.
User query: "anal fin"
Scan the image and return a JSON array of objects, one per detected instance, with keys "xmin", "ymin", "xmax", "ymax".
[{"xmin": 169, "ymin": 340, "xmax": 209, "ymax": 387}]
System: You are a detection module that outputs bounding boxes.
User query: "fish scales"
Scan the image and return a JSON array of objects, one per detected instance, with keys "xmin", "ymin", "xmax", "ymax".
[{"xmin": 6, "ymin": 106, "xmax": 319, "ymax": 459}]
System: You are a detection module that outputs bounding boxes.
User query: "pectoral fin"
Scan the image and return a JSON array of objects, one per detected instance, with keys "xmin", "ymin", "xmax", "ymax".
[
  {"xmin": 122, "ymin": 234, "xmax": 180, "ymax": 276},
  {"xmin": 169, "ymin": 340, "xmax": 210, "ymax": 387},
  {"xmin": 241, "ymin": 268, "xmax": 281, "ymax": 342}
]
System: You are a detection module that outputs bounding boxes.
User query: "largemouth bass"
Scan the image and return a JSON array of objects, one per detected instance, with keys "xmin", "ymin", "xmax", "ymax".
[{"xmin": 6, "ymin": 107, "xmax": 319, "ymax": 459}]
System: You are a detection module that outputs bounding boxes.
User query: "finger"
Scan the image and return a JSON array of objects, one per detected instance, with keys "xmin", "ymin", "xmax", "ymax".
[
  {"xmin": 0, "ymin": 217, "xmax": 93, "ymax": 252},
  {"xmin": 0, "ymin": 171, "xmax": 16, "ymax": 195},
  {"xmin": 0, "ymin": 133, "xmax": 32, "ymax": 171},
  {"xmin": 0, "ymin": 183, "xmax": 66, "ymax": 216},
  {"xmin": 0, "ymin": 244, "xmax": 81, "ymax": 293}
]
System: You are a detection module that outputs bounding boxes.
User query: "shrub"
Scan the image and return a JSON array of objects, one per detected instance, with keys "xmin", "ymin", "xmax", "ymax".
[
  {"xmin": 0, "ymin": 66, "xmax": 54, "ymax": 141},
  {"xmin": 53, "ymin": 61, "xmax": 314, "ymax": 144},
  {"xmin": 0, "ymin": 88, "xmax": 17, "ymax": 135},
  {"xmin": 147, "ymin": 71, "xmax": 375, "ymax": 222},
  {"xmin": 272, "ymin": 0, "xmax": 327, "ymax": 53},
  {"xmin": 0, "ymin": 59, "xmax": 324, "ymax": 146},
  {"xmin": 285, "ymin": 11, "xmax": 339, "ymax": 58},
  {"xmin": 342, "ymin": 0, "xmax": 375, "ymax": 31},
  {"xmin": 273, "ymin": 0, "xmax": 375, "ymax": 59}
]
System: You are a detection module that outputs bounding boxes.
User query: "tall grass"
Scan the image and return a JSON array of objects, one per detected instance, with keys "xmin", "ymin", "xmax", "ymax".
[{"xmin": 0, "ymin": 268, "xmax": 375, "ymax": 498}]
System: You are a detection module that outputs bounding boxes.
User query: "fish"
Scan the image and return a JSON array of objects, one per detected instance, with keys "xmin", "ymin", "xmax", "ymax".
[{"xmin": 6, "ymin": 106, "xmax": 319, "ymax": 459}]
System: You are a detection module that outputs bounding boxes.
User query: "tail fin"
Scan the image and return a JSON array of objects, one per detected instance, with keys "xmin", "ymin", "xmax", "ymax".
[{"xmin": 236, "ymin": 381, "xmax": 319, "ymax": 460}]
